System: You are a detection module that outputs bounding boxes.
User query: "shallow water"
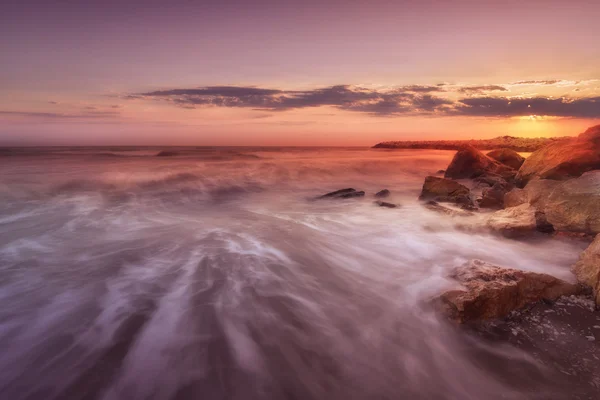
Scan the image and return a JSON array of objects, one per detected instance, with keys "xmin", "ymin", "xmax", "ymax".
[{"xmin": 0, "ymin": 147, "xmax": 590, "ymax": 400}]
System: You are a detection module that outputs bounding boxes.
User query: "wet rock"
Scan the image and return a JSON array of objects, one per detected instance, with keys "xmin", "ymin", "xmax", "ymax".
[
  {"xmin": 436, "ymin": 169, "xmax": 446, "ymax": 174},
  {"xmin": 516, "ymin": 124, "xmax": 600, "ymax": 186},
  {"xmin": 422, "ymin": 200, "xmax": 474, "ymax": 217},
  {"xmin": 478, "ymin": 184, "xmax": 506, "ymax": 209},
  {"xmin": 419, "ymin": 176, "xmax": 473, "ymax": 206},
  {"xmin": 319, "ymin": 188, "xmax": 365, "ymax": 199},
  {"xmin": 444, "ymin": 145, "xmax": 517, "ymax": 180},
  {"xmin": 434, "ymin": 259, "xmax": 582, "ymax": 323},
  {"xmin": 375, "ymin": 200, "xmax": 398, "ymax": 208},
  {"xmin": 486, "ymin": 148, "xmax": 526, "ymax": 170},
  {"xmin": 473, "ymin": 173, "xmax": 512, "ymax": 190},
  {"xmin": 487, "ymin": 204, "xmax": 537, "ymax": 237},
  {"xmin": 572, "ymin": 235, "xmax": 600, "ymax": 307},
  {"xmin": 374, "ymin": 189, "xmax": 390, "ymax": 198},
  {"xmin": 156, "ymin": 150, "xmax": 179, "ymax": 157},
  {"xmin": 504, "ymin": 188, "xmax": 528, "ymax": 208},
  {"xmin": 544, "ymin": 171, "xmax": 600, "ymax": 234}
]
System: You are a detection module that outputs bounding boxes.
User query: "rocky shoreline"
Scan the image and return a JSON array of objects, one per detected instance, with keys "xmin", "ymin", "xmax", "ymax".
[
  {"xmin": 323, "ymin": 124, "xmax": 600, "ymax": 323},
  {"xmin": 373, "ymin": 135, "xmax": 569, "ymax": 152}
]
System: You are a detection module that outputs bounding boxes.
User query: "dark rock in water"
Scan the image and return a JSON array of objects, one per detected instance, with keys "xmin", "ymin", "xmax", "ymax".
[
  {"xmin": 473, "ymin": 173, "xmax": 514, "ymax": 191},
  {"xmin": 486, "ymin": 148, "xmax": 526, "ymax": 170},
  {"xmin": 433, "ymin": 259, "xmax": 583, "ymax": 323},
  {"xmin": 445, "ymin": 145, "xmax": 516, "ymax": 180},
  {"xmin": 374, "ymin": 189, "xmax": 390, "ymax": 198},
  {"xmin": 423, "ymin": 200, "xmax": 474, "ymax": 217},
  {"xmin": 478, "ymin": 184, "xmax": 506, "ymax": 209},
  {"xmin": 437, "ymin": 170, "xmax": 446, "ymax": 174},
  {"xmin": 156, "ymin": 151, "xmax": 179, "ymax": 157},
  {"xmin": 419, "ymin": 176, "xmax": 473, "ymax": 206},
  {"xmin": 318, "ymin": 188, "xmax": 365, "ymax": 199},
  {"xmin": 375, "ymin": 200, "xmax": 397, "ymax": 208},
  {"xmin": 516, "ymin": 124, "xmax": 600, "ymax": 186}
]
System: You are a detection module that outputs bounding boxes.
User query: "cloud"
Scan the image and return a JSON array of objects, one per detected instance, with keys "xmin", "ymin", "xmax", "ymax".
[
  {"xmin": 511, "ymin": 79, "xmax": 562, "ymax": 85},
  {"xmin": 132, "ymin": 84, "xmax": 600, "ymax": 118},
  {"xmin": 0, "ymin": 110, "xmax": 120, "ymax": 119},
  {"xmin": 454, "ymin": 96, "xmax": 600, "ymax": 118},
  {"xmin": 458, "ymin": 85, "xmax": 508, "ymax": 94},
  {"xmin": 136, "ymin": 85, "xmax": 451, "ymax": 115}
]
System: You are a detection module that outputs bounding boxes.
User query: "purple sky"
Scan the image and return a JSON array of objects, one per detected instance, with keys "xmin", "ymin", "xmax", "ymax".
[{"xmin": 1, "ymin": 0, "xmax": 599, "ymax": 145}]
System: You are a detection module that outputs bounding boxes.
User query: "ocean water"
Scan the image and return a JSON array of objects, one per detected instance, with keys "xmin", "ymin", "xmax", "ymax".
[{"xmin": 0, "ymin": 147, "xmax": 589, "ymax": 400}]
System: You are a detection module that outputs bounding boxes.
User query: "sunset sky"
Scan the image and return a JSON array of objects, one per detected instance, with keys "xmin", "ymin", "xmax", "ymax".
[{"xmin": 1, "ymin": 0, "xmax": 599, "ymax": 145}]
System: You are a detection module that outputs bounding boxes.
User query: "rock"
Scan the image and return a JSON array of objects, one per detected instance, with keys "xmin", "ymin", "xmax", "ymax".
[
  {"xmin": 436, "ymin": 170, "xmax": 446, "ymax": 174},
  {"xmin": 318, "ymin": 188, "xmax": 365, "ymax": 199},
  {"xmin": 156, "ymin": 150, "xmax": 179, "ymax": 157},
  {"xmin": 434, "ymin": 259, "xmax": 582, "ymax": 323},
  {"xmin": 486, "ymin": 148, "xmax": 526, "ymax": 170},
  {"xmin": 572, "ymin": 235, "xmax": 600, "ymax": 307},
  {"xmin": 374, "ymin": 189, "xmax": 390, "ymax": 198},
  {"xmin": 504, "ymin": 188, "xmax": 528, "ymax": 208},
  {"xmin": 544, "ymin": 171, "xmax": 600, "ymax": 234},
  {"xmin": 375, "ymin": 200, "xmax": 397, "ymax": 208},
  {"xmin": 516, "ymin": 124, "xmax": 600, "ymax": 186},
  {"xmin": 419, "ymin": 176, "xmax": 473, "ymax": 206},
  {"xmin": 473, "ymin": 173, "xmax": 513, "ymax": 190},
  {"xmin": 487, "ymin": 204, "xmax": 537, "ymax": 236},
  {"xmin": 422, "ymin": 200, "xmax": 474, "ymax": 217},
  {"xmin": 478, "ymin": 185, "xmax": 506, "ymax": 209},
  {"xmin": 444, "ymin": 145, "xmax": 516, "ymax": 180}
]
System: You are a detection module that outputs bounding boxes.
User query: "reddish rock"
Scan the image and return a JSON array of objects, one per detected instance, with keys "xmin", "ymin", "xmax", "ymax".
[
  {"xmin": 572, "ymin": 234, "xmax": 600, "ymax": 307},
  {"xmin": 486, "ymin": 148, "xmax": 526, "ymax": 170},
  {"xmin": 516, "ymin": 124, "xmax": 600, "ymax": 186},
  {"xmin": 445, "ymin": 145, "xmax": 517, "ymax": 180},
  {"xmin": 419, "ymin": 176, "xmax": 473, "ymax": 206},
  {"xmin": 478, "ymin": 185, "xmax": 506, "ymax": 209},
  {"xmin": 434, "ymin": 260, "xmax": 582, "ymax": 323},
  {"xmin": 422, "ymin": 200, "xmax": 474, "ymax": 217}
]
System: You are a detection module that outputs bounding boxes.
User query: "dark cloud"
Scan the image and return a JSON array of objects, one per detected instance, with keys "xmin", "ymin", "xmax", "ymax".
[
  {"xmin": 400, "ymin": 85, "xmax": 444, "ymax": 93},
  {"xmin": 136, "ymin": 85, "xmax": 450, "ymax": 115},
  {"xmin": 511, "ymin": 80, "xmax": 562, "ymax": 85},
  {"xmin": 133, "ymin": 85, "xmax": 600, "ymax": 118},
  {"xmin": 458, "ymin": 85, "xmax": 508, "ymax": 94},
  {"xmin": 454, "ymin": 96, "xmax": 600, "ymax": 118}
]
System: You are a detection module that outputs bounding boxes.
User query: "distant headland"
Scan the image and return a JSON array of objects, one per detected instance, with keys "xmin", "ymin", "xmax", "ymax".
[{"xmin": 372, "ymin": 136, "xmax": 570, "ymax": 152}]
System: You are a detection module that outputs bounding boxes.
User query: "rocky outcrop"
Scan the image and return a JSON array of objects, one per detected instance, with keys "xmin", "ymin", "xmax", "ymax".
[
  {"xmin": 318, "ymin": 188, "xmax": 365, "ymax": 199},
  {"xmin": 445, "ymin": 145, "xmax": 516, "ymax": 180},
  {"xmin": 544, "ymin": 171, "xmax": 600, "ymax": 234},
  {"xmin": 486, "ymin": 148, "xmax": 526, "ymax": 170},
  {"xmin": 572, "ymin": 235, "xmax": 600, "ymax": 307},
  {"xmin": 419, "ymin": 176, "xmax": 473, "ymax": 206},
  {"xmin": 374, "ymin": 189, "xmax": 390, "ymax": 198},
  {"xmin": 434, "ymin": 260, "xmax": 582, "ymax": 323},
  {"xmin": 516, "ymin": 124, "xmax": 600, "ymax": 186}
]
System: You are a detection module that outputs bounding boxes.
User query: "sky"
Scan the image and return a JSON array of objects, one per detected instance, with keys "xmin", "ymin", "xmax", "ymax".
[{"xmin": 1, "ymin": 0, "xmax": 599, "ymax": 146}]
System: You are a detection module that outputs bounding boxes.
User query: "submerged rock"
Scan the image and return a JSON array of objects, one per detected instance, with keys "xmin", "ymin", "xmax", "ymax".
[
  {"xmin": 445, "ymin": 145, "xmax": 516, "ymax": 180},
  {"xmin": 486, "ymin": 148, "xmax": 526, "ymax": 170},
  {"xmin": 374, "ymin": 200, "xmax": 398, "ymax": 208},
  {"xmin": 419, "ymin": 176, "xmax": 473, "ymax": 206},
  {"xmin": 374, "ymin": 189, "xmax": 390, "ymax": 198},
  {"xmin": 318, "ymin": 188, "xmax": 365, "ymax": 199},
  {"xmin": 156, "ymin": 150, "xmax": 179, "ymax": 157},
  {"xmin": 434, "ymin": 260, "xmax": 582, "ymax": 323},
  {"xmin": 516, "ymin": 124, "xmax": 600, "ymax": 186},
  {"xmin": 422, "ymin": 200, "xmax": 474, "ymax": 217},
  {"xmin": 572, "ymin": 235, "xmax": 600, "ymax": 307}
]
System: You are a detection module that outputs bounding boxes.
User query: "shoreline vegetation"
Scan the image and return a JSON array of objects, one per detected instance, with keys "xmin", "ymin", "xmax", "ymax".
[{"xmin": 372, "ymin": 135, "xmax": 570, "ymax": 152}]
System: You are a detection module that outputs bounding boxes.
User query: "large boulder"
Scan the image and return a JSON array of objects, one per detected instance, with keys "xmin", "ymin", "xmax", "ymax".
[
  {"xmin": 444, "ymin": 145, "xmax": 516, "ymax": 180},
  {"xmin": 486, "ymin": 148, "xmax": 526, "ymax": 170},
  {"xmin": 572, "ymin": 235, "xmax": 600, "ymax": 307},
  {"xmin": 503, "ymin": 178, "xmax": 561, "ymax": 209},
  {"xmin": 516, "ymin": 124, "xmax": 600, "ymax": 186},
  {"xmin": 478, "ymin": 184, "xmax": 506, "ymax": 209},
  {"xmin": 434, "ymin": 260, "xmax": 582, "ymax": 323},
  {"xmin": 544, "ymin": 171, "xmax": 600, "ymax": 234},
  {"xmin": 419, "ymin": 176, "xmax": 473, "ymax": 206}
]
